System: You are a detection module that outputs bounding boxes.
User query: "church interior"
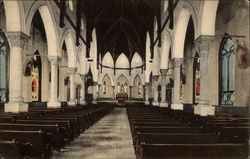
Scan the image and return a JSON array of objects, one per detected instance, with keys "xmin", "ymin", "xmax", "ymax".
[{"xmin": 0, "ymin": 0, "xmax": 249, "ymax": 158}]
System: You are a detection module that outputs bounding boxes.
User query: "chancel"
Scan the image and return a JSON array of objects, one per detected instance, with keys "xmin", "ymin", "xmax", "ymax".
[{"xmin": 0, "ymin": 0, "xmax": 249, "ymax": 158}]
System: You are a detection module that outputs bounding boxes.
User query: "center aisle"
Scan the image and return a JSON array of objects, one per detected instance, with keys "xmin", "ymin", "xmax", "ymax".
[{"xmin": 53, "ymin": 108, "xmax": 136, "ymax": 159}]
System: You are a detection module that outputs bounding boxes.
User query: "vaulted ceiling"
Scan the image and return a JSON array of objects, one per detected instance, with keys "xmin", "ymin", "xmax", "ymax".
[{"xmin": 80, "ymin": 0, "xmax": 161, "ymax": 62}]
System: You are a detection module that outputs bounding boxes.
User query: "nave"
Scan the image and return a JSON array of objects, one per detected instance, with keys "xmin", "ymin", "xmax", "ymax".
[
  {"xmin": 53, "ymin": 108, "xmax": 135, "ymax": 159},
  {"xmin": 0, "ymin": 0, "xmax": 249, "ymax": 158},
  {"xmin": 0, "ymin": 103, "xmax": 249, "ymax": 159}
]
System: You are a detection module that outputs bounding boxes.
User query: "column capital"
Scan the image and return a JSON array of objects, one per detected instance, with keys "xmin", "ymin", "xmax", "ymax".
[
  {"xmin": 173, "ymin": 58, "xmax": 183, "ymax": 68},
  {"xmin": 160, "ymin": 69, "xmax": 168, "ymax": 76},
  {"xmin": 7, "ymin": 32, "xmax": 29, "ymax": 49},
  {"xmin": 48, "ymin": 56, "xmax": 61, "ymax": 65},
  {"xmin": 93, "ymin": 82, "xmax": 98, "ymax": 86},
  {"xmin": 194, "ymin": 35, "xmax": 214, "ymax": 53},
  {"xmin": 68, "ymin": 67, "xmax": 77, "ymax": 75}
]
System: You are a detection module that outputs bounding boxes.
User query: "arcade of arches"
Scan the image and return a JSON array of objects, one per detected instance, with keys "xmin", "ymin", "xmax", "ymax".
[{"xmin": 0, "ymin": 0, "xmax": 249, "ymax": 116}]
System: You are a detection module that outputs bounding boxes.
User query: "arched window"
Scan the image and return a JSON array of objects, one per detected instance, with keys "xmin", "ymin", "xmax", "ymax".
[
  {"xmin": 31, "ymin": 50, "xmax": 42, "ymax": 102},
  {"xmin": 0, "ymin": 32, "xmax": 9, "ymax": 103},
  {"xmin": 138, "ymin": 82, "xmax": 142, "ymax": 95},
  {"xmin": 219, "ymin": 35, "xmax": 235, "ymax": 105},
  {"xmin": 103, "ymin": 81, "xmax": 106, "ymax": 94},
  {"xmin": 193, "ymin": 53, "xmax": 200, "ymax": 104}
]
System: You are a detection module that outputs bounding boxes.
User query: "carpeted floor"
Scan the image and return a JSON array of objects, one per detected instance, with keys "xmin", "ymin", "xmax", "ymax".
[{"xmin": 52, "ymin": 108, "xmax": 136, "ymax": 159}]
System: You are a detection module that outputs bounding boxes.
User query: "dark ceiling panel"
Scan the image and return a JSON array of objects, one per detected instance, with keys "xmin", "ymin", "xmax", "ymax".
[{"xmin": 79, "ymin": 0, "xmax": 161, "ymax": 61}]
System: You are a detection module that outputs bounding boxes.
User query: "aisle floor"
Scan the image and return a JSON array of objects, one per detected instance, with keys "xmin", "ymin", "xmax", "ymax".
[{"xmin": 52, "ymin": 108, "xmax": 136, "ymax": 159}]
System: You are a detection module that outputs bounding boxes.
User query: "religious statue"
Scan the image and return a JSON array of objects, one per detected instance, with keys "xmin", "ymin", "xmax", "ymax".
[
  {"xmin": 124, "ymin": 82, "xmax": 128, "ymax": 93},
  {"xmin": 117, "ymin": 82, "xmax": 120, "ymax": 93}
]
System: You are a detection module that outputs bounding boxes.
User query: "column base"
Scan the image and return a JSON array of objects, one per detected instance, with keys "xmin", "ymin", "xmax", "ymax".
[
  {"xmin": 159, "ymin": 101, "xmax": 168, "ymax": 107},
  {"xmin": 68, "ymin": 101, "xmax": 77, "ymax": 106},
  {"xmin": 145, "ymin": 101, "xmax": 150, "ymax": 105},
  {"xmin": 171, "ymin": 103, "xmax": 183, "ymax": 110},
  {"xmin": 5, "ymin": 102, "xmax": 28, "ymax": 113},
  {"xmin": 152, "ymin": 101, "xmax": 159, "ymax": 106},
  {"xmin": 47, "ymin": 101, "xmax": 61, "ymax": 109},
  {"xmin": 79, "ymin": 100, "xmax": 86, "ymax": 105},
  {"xmin": 194, "ymin": 105, "xmax": 215, "ymax": 116},
  {"xmin": 92, "ymin": 100, "xmax": 97, "ymax": 104}
]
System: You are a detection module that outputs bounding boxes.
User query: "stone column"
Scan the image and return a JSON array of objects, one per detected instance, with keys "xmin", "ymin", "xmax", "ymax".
[
  {"xmin": 92, "ymin": 82, "xmax": 98, "ymax": 104},
  {"xmin": 171, "ymin": 58, "xmax": 183, "ymax": 110},
  {"xmin": 152, "ymin": 75, "xmax": 159, "ymax": 106},
  {"xmin": 98, "ymin": 84, "xmax": 101, "ymax": 99},
  {"xmin": 67, "ymin": 67, "xmax": 76, "ymax": 106},
  {"xmin": 79, "ymin": 74, "xmax": 86, "ymax": 105},
  {"xmin": 47, "ymin": 56, "xmax": 61, "ymax": 108},
  {"xmin": 129, "ymin": 86, "xmax": 133, "ymax": 99},
  {"xmin": 112, "ymin": 86, "xmax": 116, "ymax": 100},
  {"xmin": 5, "ymin": 32, "xmax": 29, "ymax": 112},
  {"xmin": 144, "ymin": 82, "xmax": 150, "ymax": 105},
  {"xmin": 160, "ymin": 69, "xmax": 168, "ymax": 107},
  {"xmin": 194, "ymin": 36, "xmax": 215, "ymax": 116}
]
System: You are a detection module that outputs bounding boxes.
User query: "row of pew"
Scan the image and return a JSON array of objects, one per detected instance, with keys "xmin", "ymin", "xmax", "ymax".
[
  {"xmin": 127, "ymin": 105, "xmax": 249, "ymax": 159},
  {"xmin": 0, "ymin": 104, "xmax": 113, "ymax": 158}
]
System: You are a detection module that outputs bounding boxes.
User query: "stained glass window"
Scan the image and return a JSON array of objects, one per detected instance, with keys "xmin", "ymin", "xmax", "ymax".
[
  {"xmin": 0, "ymin": 33, "xmax": 8, "ymax": 103},
  {"xmin": 219, "ymin": 35, "xmax": 235, "ymax": 105},
  {"xmin": 193, "ymin": 53, "xmax": 200, "ymax": 104},
  {"xmin": 138, "ymin": 82, "xmax": 141, "ymax": 95}
]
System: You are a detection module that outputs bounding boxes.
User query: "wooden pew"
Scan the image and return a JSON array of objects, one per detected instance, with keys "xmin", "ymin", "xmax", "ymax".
[
  {"xmin": 131, "ymin": 121, "xmax": 188, "ymax": 127},
  {"xmin": 138, "ymin": 143, "xmax": 247, "ymax": 159},
  {"xmin": 133, "ymin": 126, "xmax": 201, "ymax": 135},
  {"xmin": 13, "ymin": 119, "xmax": 74, "ymax": 141},
  {"xmin": 0, "ymin": 140, "xmax": 30, "ymax": 159},
  {"xmin": 219, "ymin": 126, "xmax": 249, "ymax": 143},
  {"xmin": 51, "ymin": 113, "xmax": 90, "ymax": 130},
  {"xmin": 134, "ymin": 132, "xmax": 219, "ymax": 155},
  {"xmin": 0, "ymin": 123, "xmax": 63, "ymax": 151},
  {"xmin": 0, "ymin": 130, "xmax": 51, "ymax": 157},
  {"xmin": 42, "ymin": 117, "xmax": 81, "ymax": 136},
  {"xmin": 205, "ymin": 122, "xmax": 250, "ymax": 132}
]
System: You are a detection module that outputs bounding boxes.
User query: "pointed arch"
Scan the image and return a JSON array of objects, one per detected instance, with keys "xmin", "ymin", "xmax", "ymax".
[
  {"xmin": 102, "ymin": 52, "xmax": 114, "ymax": 68},
  {"xmin": 90, "ymin": 28, "xmax": 98, "ymax": 82},
  {"xmin": 60, "ymin": 29, "xmax": 77, "ymax": 68},
  {"xmin": 198, "ymin": 1, "xmax": 219, "ymax": 36},
  {"xmin": 101, "ymin": 73, "xmax": 113, "ymax": 86},
  {"xmin": 132, "ymin": 74, "xmax": 143, "ymax": 98},
  {"xmin": 131, "ymin": 74, "xmax": 143, "ymax": 86},
  {"xmin": 3, "ymin": 1, "xmax": 24, "ymax": 32},
  {"xmin": 100, "ymin": 73, "xmax": 113, "ymax": 98},
  {"xmin": 173, "ymin": 7, "xmax": 191, "ymax": 58},
  {"xmin": 131, "ymin": 53, "xmax": 143, "ymax": 68},
  {"xmin": 26, "ymin": 3, "xmax": 59, "ymax": 56},
  {"xmin": 77, "ymin": 44, "xmax": 88, "ymax": 74},
  {"xmin": 160, "ymin": 29, "xmax": 172, "ymax": 69},
  {"xmin": 145, "ymin": 31, "xmax": 152, "ymax": 83},
  {"xmin": 115, "ymin": 53, "xmax": 129, "ymax": 68},
  {"xmin": 116, "ymin": 74, "xmax": 129, "ymax": 84}
]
